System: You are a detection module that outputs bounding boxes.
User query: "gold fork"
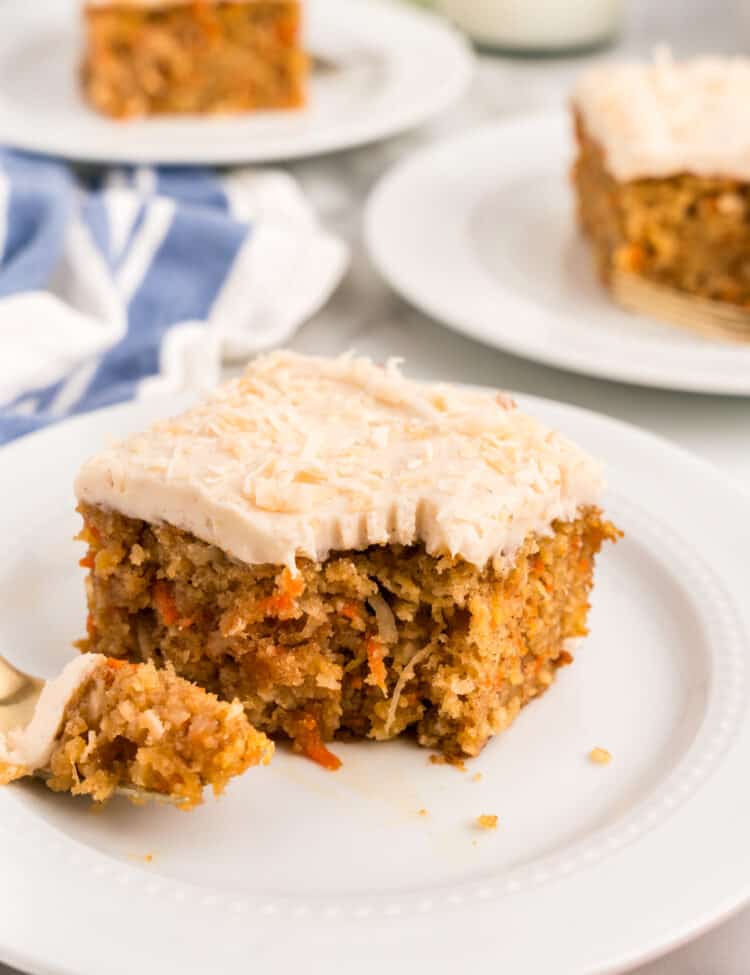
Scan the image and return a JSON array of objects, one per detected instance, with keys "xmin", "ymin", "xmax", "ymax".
[
  {"xmin": 0, "ymin": 655, "xmax": 44, "ymax": 736},
  {"xmin": 611, "ymin": 270, "xmax": 750, "ymax": 344},
  {"xmin": 0, "ymin": 654, "xmax": 185, "ymax": 805}
]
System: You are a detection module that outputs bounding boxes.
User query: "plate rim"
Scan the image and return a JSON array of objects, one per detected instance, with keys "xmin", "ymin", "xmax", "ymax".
[
  {"xmin": 364, "ymin": 111, "xmax": 750, "ymax": 397},
  {"xmin": 0, "ymin": 0, "xmax": 474, "ymax": 165},
  {"xmin": 1, "ymin": 390, "xmax": 750, "ymax": 975}
]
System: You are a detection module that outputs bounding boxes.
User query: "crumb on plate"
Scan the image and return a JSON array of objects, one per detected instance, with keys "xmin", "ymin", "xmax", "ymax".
[
  {"xmin": 476, "ymin": 814, "xmax": 498, "ymax": 831},
  {"xmin": 429, "ymin": 754, "xmax": 466, "ymax": 771}
]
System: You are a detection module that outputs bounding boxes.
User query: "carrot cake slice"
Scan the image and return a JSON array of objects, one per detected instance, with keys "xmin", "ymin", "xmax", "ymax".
[
  {"xmin": 572, "ymin": 51, "xmax": 750, "ymax": 306},
  {"xmin": 74, "ymin": 351, "xmax": 619, "ymax": 763},
  {"xmin": 0, "ymin": 655, "xmax": 272, "ymax": 807},
  {"xmin": 81, "ymin": 0, "xmax": 307, "ymax": 119}
]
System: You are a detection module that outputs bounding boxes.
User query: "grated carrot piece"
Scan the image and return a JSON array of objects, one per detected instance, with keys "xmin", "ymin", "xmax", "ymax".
[
  {"xmin": 261, "ymin": 569, "xmax": 305, "ymax": 618},
  {"xmin": 279, "ymin": 567, "xmax": 305, "ymax": 599},
  {"xmin": 292, "ymin": 714, "xmax": 342, "ymax": 771},
  {"xmin": 105, "ymin": 657, "xmax": 135, "ymax": 671},
  {"xmin": 340, "ymin": 602, "xmax": 361, "ymax": 622},
  {"xmin": 366, "ymin": 636, "xmax": 388, "ymax": 694},
  {"xmin": 153, "ymin": 580, "xmax": 179, "ymax": 627}
]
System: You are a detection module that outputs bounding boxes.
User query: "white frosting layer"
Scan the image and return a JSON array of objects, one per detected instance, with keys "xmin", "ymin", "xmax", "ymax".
[
  {"xmin": 75, "ymin": 351, "xmax": 605, "ymax": 571},
  {"xmin": 0, "ymin": 655, "xmax": 103, "ymax": 771},
  {"xmin": 573, "ymin": 51, "xmax": 750, "ymax": 181}
]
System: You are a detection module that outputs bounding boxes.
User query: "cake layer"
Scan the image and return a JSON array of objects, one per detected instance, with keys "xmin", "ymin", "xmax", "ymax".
[
  {"xmin": 82, "ymin": 0, "xmax": 306, "ymax": 118},
  {"xmin": 573, "ymin": 111, "xmax": 750, "ymax": 305},
  {"xmin": 75, "ymin": 352, "xmax": 604, "ymax": 572},
  {"xmin": 86, "ymin": 1, "xmax": 265, "ymax": 6},
  {"xmin": 573, "ymin": 51, "xmax": 750, "ymax": 182},
  {"xmin": 77, "ymin": 503, "xmax": 619, "ymax": 759}
]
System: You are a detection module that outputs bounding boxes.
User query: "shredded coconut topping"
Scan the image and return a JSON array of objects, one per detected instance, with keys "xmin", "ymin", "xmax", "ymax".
[
  {"xmin": 75, "ymin": 351, "xmax": 604, "ymax": 571},
  {"xmin": 573, "ymin": 50, "xmax": 750, "ymax": 181}
]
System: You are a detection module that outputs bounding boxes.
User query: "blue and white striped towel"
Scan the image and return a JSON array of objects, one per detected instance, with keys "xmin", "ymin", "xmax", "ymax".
[{"xmin": 0, "ymin": 151, "xmax": 349, "ymax": 444}]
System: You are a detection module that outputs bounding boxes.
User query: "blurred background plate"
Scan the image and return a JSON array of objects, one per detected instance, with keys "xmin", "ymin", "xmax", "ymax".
[
  {"xmin": 365, "ymin": 112, "xmax": 750, "ymax": 396},
  {"xmin": 0, "ymin": 0, "xmax": 473, "ymax": 164}
]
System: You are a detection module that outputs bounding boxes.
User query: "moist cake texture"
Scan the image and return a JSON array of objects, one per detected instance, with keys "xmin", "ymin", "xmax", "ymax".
[
  {"xmin": 75, "ymin": 351, "xmax": 618, "ymax": 761},
  {"xmin": 82, "ymin": 0, "xmax": 307, "ymax": 119},
  {"xmin": 572, "ymin": 53, "xmax": 750, "ymax": 305},
  {"xmin": 0, "ymin": 655, "xmax": 272, "ymax": 807}
]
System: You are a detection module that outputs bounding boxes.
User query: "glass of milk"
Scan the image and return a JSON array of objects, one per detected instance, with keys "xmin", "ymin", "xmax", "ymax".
[{"xmin": 435, "ymin": 0, "xmax": 624, "ymax": 54}]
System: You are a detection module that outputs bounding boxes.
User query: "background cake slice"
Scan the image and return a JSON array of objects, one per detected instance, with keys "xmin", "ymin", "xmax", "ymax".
[
  {"xmin": 0, "ymin": 655, "xmax": 273, "ymax": 807},
  {"xmin": 572, "ymin": 52, "xmax": 750, "ymax": 306},
  {"xmin": 75, "ymin": 351, "xmax": 618, "ymax": 761},
  {"xmin": 82, "ymin": 0, "xmax": 307, "ymax": 119}
]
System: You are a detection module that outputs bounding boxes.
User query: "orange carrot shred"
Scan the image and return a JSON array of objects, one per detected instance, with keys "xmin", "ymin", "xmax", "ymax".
[
  {"xmin": 366, "ymin": 636, "xmax": 388, "ymax": 694},
  {"xmin": 261, "ymin": 569, "xmax": 305, "ymax": 618},
  {"xmin": 279, "ymin": 568, "xmax": 305, "ymax": 598},
  {"xmin": 153, "ymin": 580, "xmax": 179, "ymax": 626},
  {"xmin": 106, "ymin": 657, "xmax": 134, "ymax": 671},
  {"xmin": 79, "ymin": 553, "xmax": 95, "ymax": 569},
  {"xmin": 293, "ymin": 714, "xmax": 342, "ymax": 771}
]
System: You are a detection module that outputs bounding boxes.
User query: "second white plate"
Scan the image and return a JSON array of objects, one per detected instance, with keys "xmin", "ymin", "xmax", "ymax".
[
  {"xmin": 0, "ymin": 0, "xmax": 473, "ymax": 165},
  {"xmin": 365, "ymin": 113, "xmax": 750, "ymax": 396}
]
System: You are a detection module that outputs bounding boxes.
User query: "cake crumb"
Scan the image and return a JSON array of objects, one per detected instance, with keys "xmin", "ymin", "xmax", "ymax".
[
  {"xmin": 429, "ymin": 754, "xmax": 466, "ymax": 772},
  {"xmin": 417, "ymin": 808, "xmax": 428, "ymax": 817},
  {"xmin": 129, "ymin": 544, "xmax": 146, "ymax": 566},
  {"xmin": 472, "ymin": 772, "xmax": 482, "ymax": 783},
  {"xmin": 476, "ymin": 814, "xmax": 498, "ymax": 831},
  {"xmin": 589, "ymin": 746, "xmax": 612, "ymax": 765}
]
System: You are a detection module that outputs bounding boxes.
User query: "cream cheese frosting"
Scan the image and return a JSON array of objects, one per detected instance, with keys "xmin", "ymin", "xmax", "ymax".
[
  {"xmin": 573, "ymin": 50, "xmax": 750, "ymax": 181},
  {"xmin": 75, "ymin": 351, "xmax": 605, "ymax": 571},
  {"xmin": 0, "ymin": 655, "xmax": 103, "ymax": 771}
]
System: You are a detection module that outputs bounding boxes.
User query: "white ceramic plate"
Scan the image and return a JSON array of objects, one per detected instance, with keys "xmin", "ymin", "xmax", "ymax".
[
  {"xmin": 0, "ymin": 0, "xmax": 472, "ymax": 165},
  {"xmin": 2, "ymin": 391, "xmax": 750, "ymax": 975},
  {"xmin": 365, "ymin": 113, "xmax": 750, "ymax": 396}
]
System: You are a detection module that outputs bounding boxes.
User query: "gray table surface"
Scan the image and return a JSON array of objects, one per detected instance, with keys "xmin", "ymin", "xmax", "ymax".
[{"xmin": 4, "ymin": 0, "xmax": 750, "ymax": 971}]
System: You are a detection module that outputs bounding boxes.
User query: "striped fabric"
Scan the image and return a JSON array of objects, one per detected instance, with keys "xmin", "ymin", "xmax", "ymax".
[{"xmin": 0, "ymin": 151, "xmax": 348, "ymax": 444}]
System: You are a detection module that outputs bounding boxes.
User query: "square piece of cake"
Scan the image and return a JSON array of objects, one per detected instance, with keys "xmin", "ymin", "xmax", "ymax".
[
  {"xmin": 75, "ymin": 352, "xmax": 618, "ymax": 762},
  {"xmin": 82, "ymin": 0, "xmax": 307, "ymax": 118},
  {"xmin": 572, "ymin": 52, "xmax": 750, "ymax": 306}
]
